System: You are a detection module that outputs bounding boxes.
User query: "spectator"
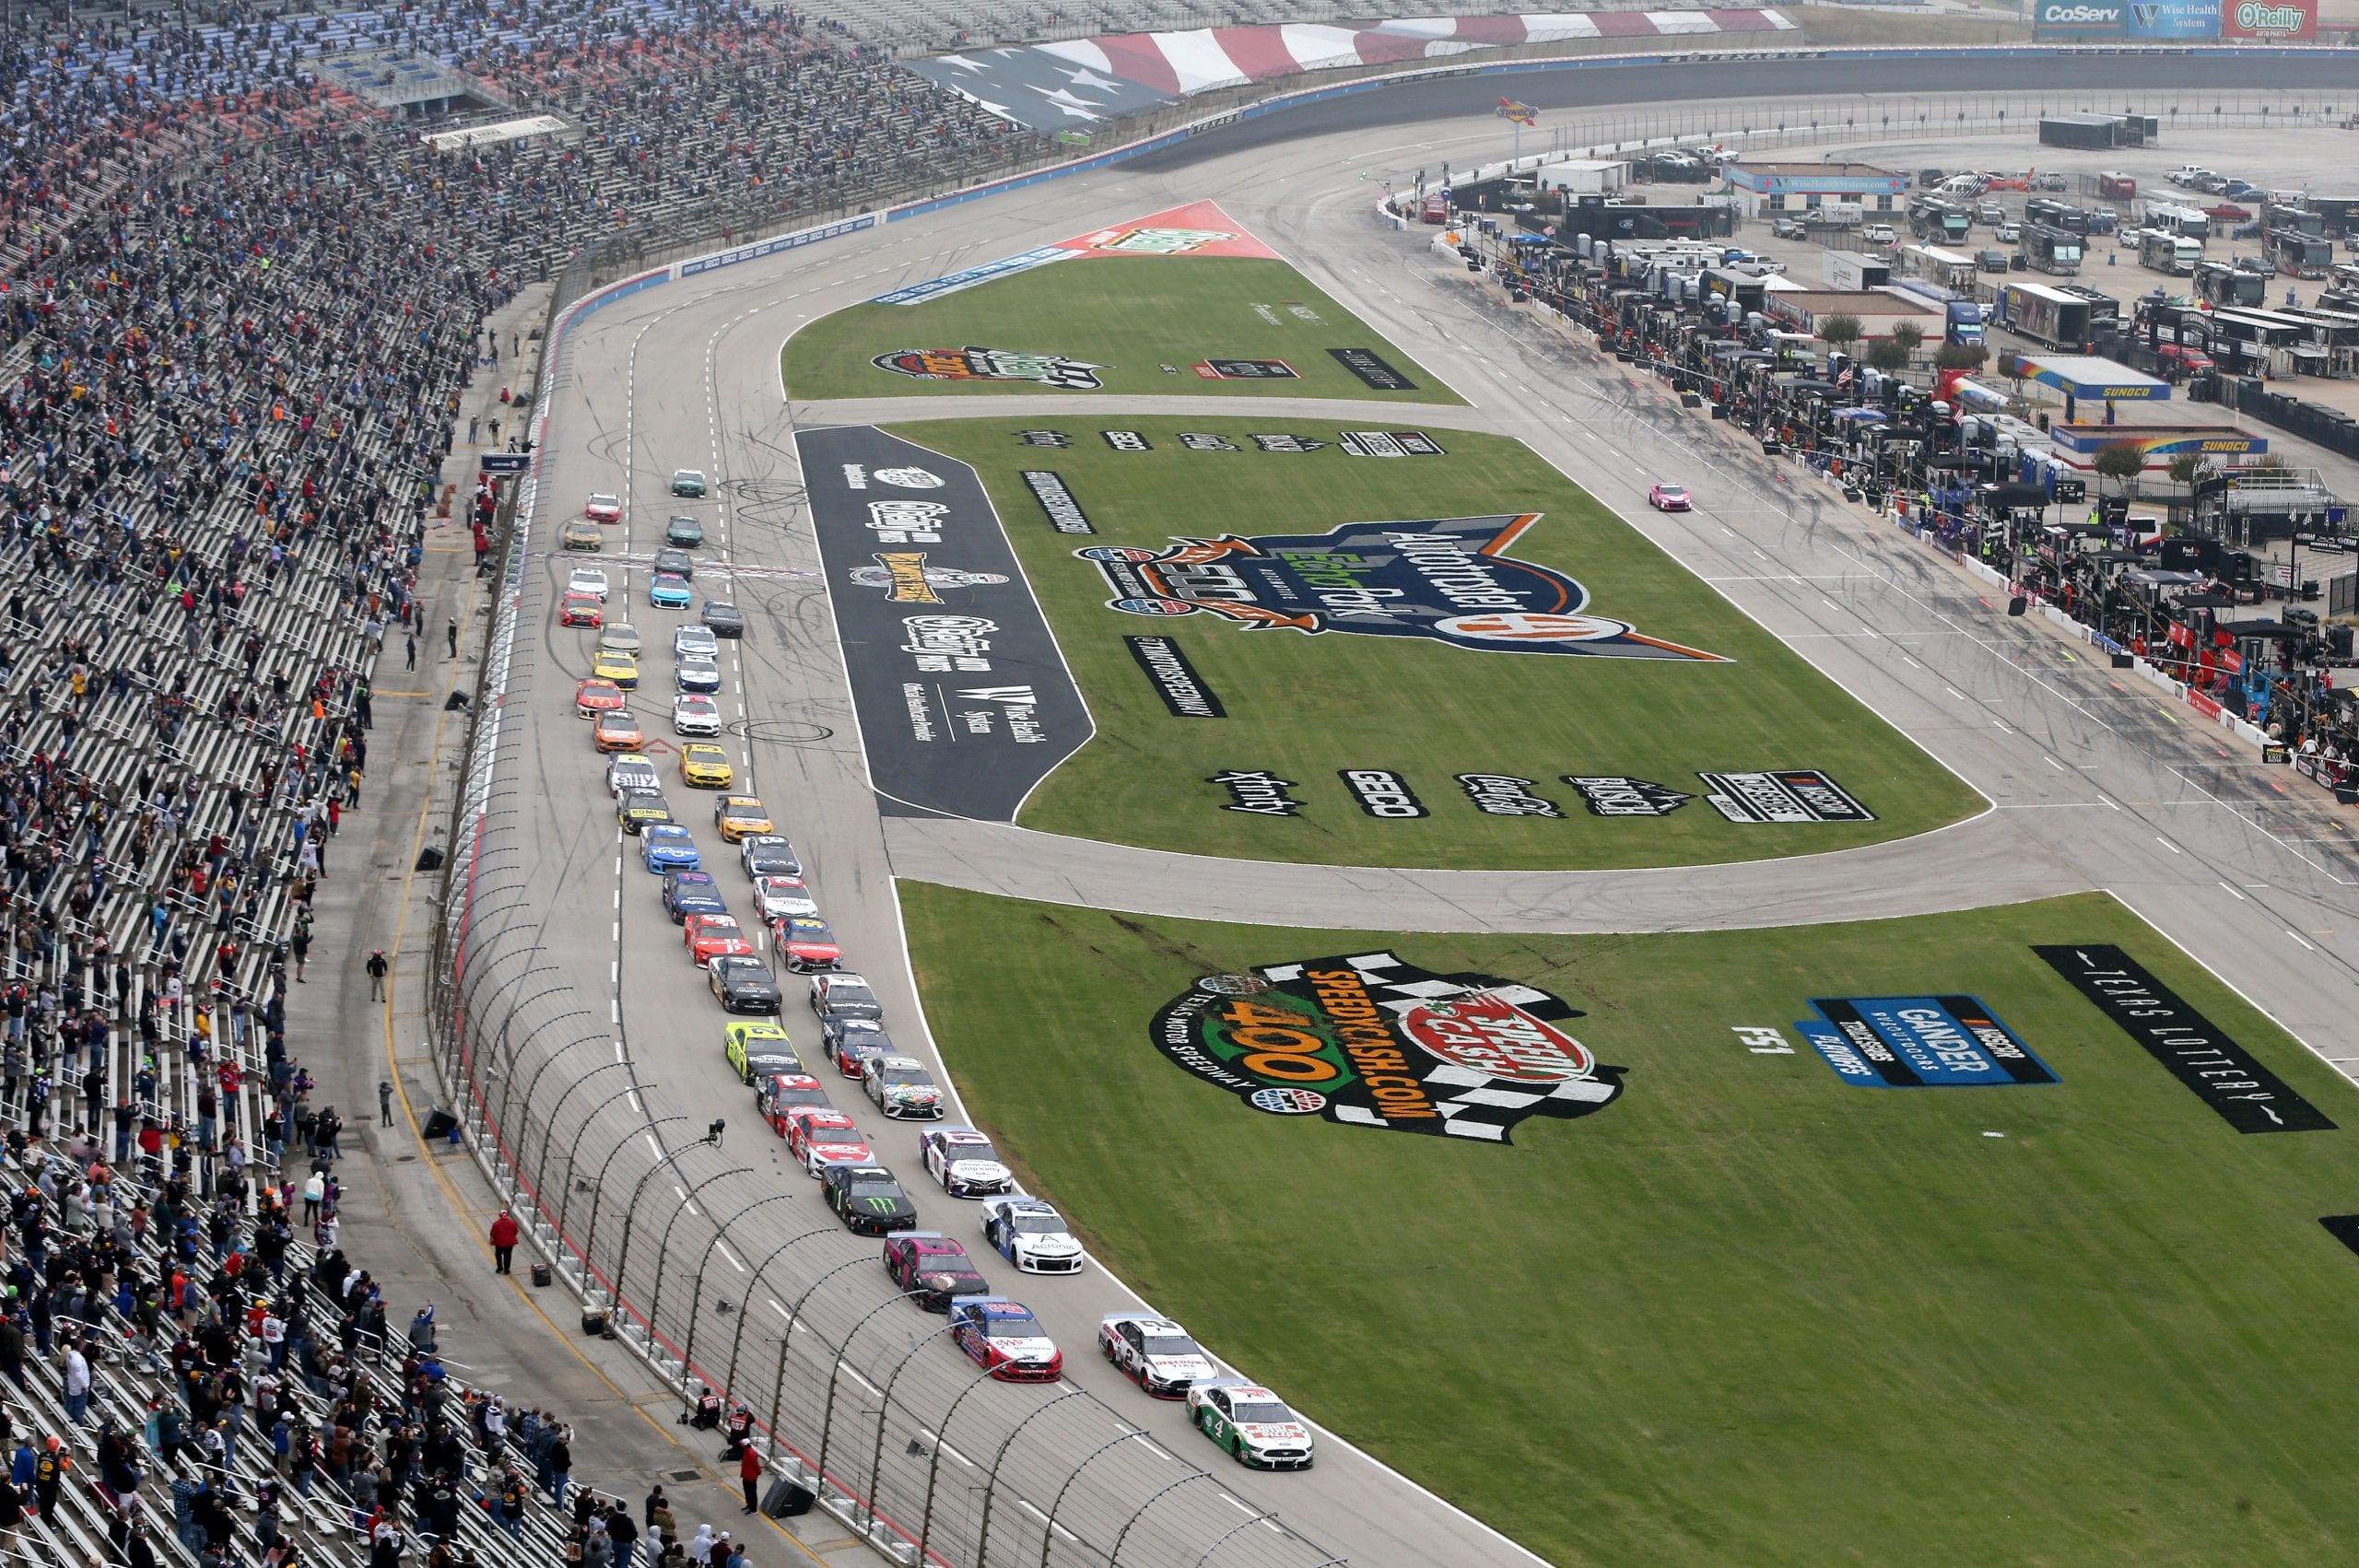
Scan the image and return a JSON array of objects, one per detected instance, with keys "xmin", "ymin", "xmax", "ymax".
[{"xmin": 489, "ymin": 1210, "xmax": 520, "ymax": 1275}]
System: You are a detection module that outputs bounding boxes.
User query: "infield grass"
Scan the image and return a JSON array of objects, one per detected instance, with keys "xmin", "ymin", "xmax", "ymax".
[
  {"xmin": 781, "ymin": 257, "xmax": 1457, "ymax": 404},
  {"xmin": 884, "ymin": 415, "xmax": 1980, "ymax": 868},
  {"xmin": 904, "ymin": 883, "xmax": 2359, "ymax": 1568}
]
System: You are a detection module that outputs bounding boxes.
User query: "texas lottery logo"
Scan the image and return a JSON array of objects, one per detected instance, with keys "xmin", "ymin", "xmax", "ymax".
[
  {"xmin": 1150, "ymin": 952, "xmax": 1625, "ymax": 1143},
  {"xmin": 1077, "ymin": 515, "xmax": 1725, "ymax": 660}
]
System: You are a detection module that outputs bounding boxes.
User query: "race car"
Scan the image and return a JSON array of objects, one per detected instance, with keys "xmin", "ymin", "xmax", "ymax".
[
  {"xmin": 1647, "ymin": 482, "xmax": 1692, "ymax": 512},
  {"xmin": 574, "ymin": 678, "xmax": 626, "ymax": 720},
  {"xmin": 703, "ymin": 601, "xmax": 745, "ymax": 638},
  {"xmin": 648, "ymin": 572, "xmax": 693, "ymax": 611},
  {"xmin": 591, "ymin": 648, "xmax": 639, "ymax": 689},
  {"xmin": 1097, "ymin": 1314, "xmax": 1215, "ymax": 1397},
  {"xmin": 685, "ymin": 912, "xmax": 756, "ymax": 968},
  {"xmin": 679, "ymin": 743, "xmax": 733, "ymax": 789},
  {"xmin": 883, "ymin": 1234, "xmax": 988, "ymax": 1310},
  {"xmin": 653, "ymin": 547, "xmax": 696, "ymax": 579},
  {"xmin": 980, "ymin": 1198, "xmax": 1084, "ymax": 1275},
  {"xmin": 665, "ymin": 515, "xmax": 705, "ymax": 548},
  {"xmin": 755, "ymin": 1071, "xmax": 832, "ymax": 1131},
  {"xmin": 741, "ymin": 836, "xmax": 802, "ymax": 879},
  {"xmin": 810, "ymin": 972, "xmax": 883, "ymax": 1025},
  {"xmin": 723, "ymin": 1020, "xmax": 802, "ymax": 1083},
  {"xmin": 584, "ymin": 493, "xmax": 623, "ymax": 523},
  {"xmin": 821, "ymin": 1018, "xmax": 892, "ymax": 1080},
  {"xmin": 1186, "ymin": 1378, "xmax": 1314, "ymax": 1469},
  {"xmin": 675, "ymin": 655, "xmax": 722, "ymax": 695},
  {"xmin": 821, "ymin": 1164, "xmax": 917, "ymax": 1236},
  {"xmin": 771, "ymin": 916, "xmax": 839, "ymax": 974},
  {"xmin": 597, "ymin": 623, "xmax": 641, "ymax": 657},
  {"xmin": 862, "ymin": 1056, "xmax": 943, "ymax": 1121},
  {"xmin": 560, "ymin": 592, "xmax": 604, "ymax": 629},
  {"xmin": 560, "ymin": 520, "xmax": 604, "ymax": 552},
  {"xmin": 662, "ymin": 870, "xmax": 728, "ymax": 924},
  {"xmin": 670, "ymin": 469, "xmax": 708, "ymax": 497},
  {"xmin": 919, "ymin": 1128, "xmax": 1012, "ymax": 1199},
  {"xmin": 567, "ymin": 565, "xmax": 611, "ymax": 601},
  {"xmin": 639, "ymin": 824, "xmax": 699, "ymax": 873},
  {"xmin": 782, "ymin": 1107, "xmax": 873, "ymax": 1177},
  {"xmin": 752, "ymin": 875, "xmax": 817, "ymax": 922},
  {"xmin": 593, "ymin": 709, "xmax": 645, "ymax": 754},
  {"xmin": 946, "ymin": 1296, "xmax": 1062, "ymax": 1381},
  {"xmin": 713, "ymin": 797, "xmax": 772, "ymax": 844},
  {"xmin": 709, "ymin": 954, "xmax": 781, "ymax": 1014},
  {"xmin": 616, "ymin": 790, "xmax": 674, "ymax": 836},
  {"xmin": 673, "ymin": 693, "xmax": 722, "ymax": 736},
  {"xmin": 675, "ymin": 625, "xmax": 720, "ymax": 660}
]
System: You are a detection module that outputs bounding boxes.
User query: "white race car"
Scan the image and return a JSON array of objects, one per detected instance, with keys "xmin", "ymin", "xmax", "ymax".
[
  {"xmin": 1097, "ymin": 1313, "xmax": 1215, "ymax": 1398},
  {"xmin": 1187, "ymin": 1377, "xmax": 1315, "ymax": 1469},
  {"xmin": 920, "ymin": 1128, "xmax": 1013, "ymax": 1199},
  {"xmin": 980, "ymin": 1196, "xmax": 1084, "ymax": 1275}
]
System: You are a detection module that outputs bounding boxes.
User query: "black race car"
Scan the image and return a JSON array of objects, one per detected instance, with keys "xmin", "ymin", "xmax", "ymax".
[
  {"xmin": 710, "ymin": 955, "xmax": 781, "ymax": 1014},
  {"xmin": 702, "ymin": 601, "xmax": 745, "ymax": 638},
  {"xmin": 823, "ymin": 1164, "xmax": 917, "ymax": 1236},
  {"xmin": 881, "ymin": 1232, "xmax": 990, "ymax": 1310}
]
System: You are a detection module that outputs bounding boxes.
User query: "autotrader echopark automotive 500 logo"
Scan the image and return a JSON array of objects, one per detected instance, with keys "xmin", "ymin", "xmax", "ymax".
[
  {"xmin": 1151, "ymin": 953, "xmax": 1625, "ymax": 1142},
  {"xmin": 1079, "ymin": 515, "xmax": 1724, "ymax": 660}
]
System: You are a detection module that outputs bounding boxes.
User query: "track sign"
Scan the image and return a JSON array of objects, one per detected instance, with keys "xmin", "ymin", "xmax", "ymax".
[{"xmin": 479, "ymin": 452, "xmax": 530, "ymax": 474}]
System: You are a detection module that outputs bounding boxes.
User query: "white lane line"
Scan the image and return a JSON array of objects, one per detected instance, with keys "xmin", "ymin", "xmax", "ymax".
[
  {"xmin": 2043, "ymin": 755, "xmax": 2065, "ymax": 771},
  {"xmin": 1993, "ymin": 720, "xmax": 2012, "ymax": 732},
  {"xmin": 2289, "ymin": 930, "xmax": 2317, "ymax": 950},
  {"xmin": 1219, "ymin": 1493, "xmax": 1256, "ymax": 1516},
  {"xmin": 2155, "ymin": 837, "xmax": 2181, "ymax": 853},
  {"xmin": 2219, "ymin": 882, "xmax": 2247, "ymax": 901},
  {"xmin": 717, "ymin": 1241, "xmax": 745, "ymax": 1272}
]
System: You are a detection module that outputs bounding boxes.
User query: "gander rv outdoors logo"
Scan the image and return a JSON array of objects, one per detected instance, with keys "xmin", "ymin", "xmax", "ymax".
[
  {"xmin": 1151, "ymin": 952, "xmax": 1625, "ymax": 1142},
  {"xmin": 1078, "ymin": 515, "xmax": 1725, "ymax": 661},
  {"xmin": 873, "ymin": 346, "xmax": 1108, "ymax": 389}
]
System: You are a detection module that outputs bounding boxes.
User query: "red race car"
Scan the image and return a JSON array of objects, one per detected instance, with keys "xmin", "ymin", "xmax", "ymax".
[
  {"xmin": 771, "ymin": 916, "xmax": 840, "ymax": 973},
  {"xmin": 583, "ymin": 492, "xmax": 622, "ymax": 523},
  {"xmin": 685, "ymin": 913, "xmax": 756, "ymax": 967},
  {"xmin": 560, "ymin": 592, "xmax": 604, "ymax": 628},
  {"xmin": 782, "ymin": 1106, "xmax": 874, "ymax": 1177},
  {"xmin": 756, "ymin": 1072, "xmax": 832, "ymax": 1134}
]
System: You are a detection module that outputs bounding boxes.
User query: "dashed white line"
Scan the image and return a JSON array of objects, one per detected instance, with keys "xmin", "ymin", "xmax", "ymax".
[
  {"xmin": 2288, "ymin": 930, "xmax": 2317, "ymax": 950},
  {"xmin": 2218, "ymin": 882, "xmax": 2247, "ymax": 901},
  {"xmin": 2155, "ymin": 837, "xmax": 2181, "ymax": 854}
]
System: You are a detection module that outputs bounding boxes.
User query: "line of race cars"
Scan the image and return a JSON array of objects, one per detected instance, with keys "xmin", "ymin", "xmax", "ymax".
[{"xmin": 557, "ymin": 488, "xmax": 1317, "ymax": 1468}]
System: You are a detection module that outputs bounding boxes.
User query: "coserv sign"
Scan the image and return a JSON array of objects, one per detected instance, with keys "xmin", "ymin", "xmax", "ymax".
[
  {"xmin": 2035, "ymin": 0, "xmax": 2221, "ymax": 35},
  {"xmin": 2222, "ymin": 0, "xmax": 2315, "ymax": 36}
]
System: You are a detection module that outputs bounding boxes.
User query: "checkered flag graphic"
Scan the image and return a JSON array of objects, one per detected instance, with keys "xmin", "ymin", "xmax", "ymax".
[{"xmin": 1261, "ymin": 953, "xmax": 1624, "ymax": 1142}]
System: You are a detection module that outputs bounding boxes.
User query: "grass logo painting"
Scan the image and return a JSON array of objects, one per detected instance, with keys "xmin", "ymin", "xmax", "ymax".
[
  {"xmin": 873, "ymin": 347, "xmax": 1108, "ymax": 389},
  {"xmin": 1151, "ymin": 951, "xmax": 1625, "ymax": 1142},
  {"xmin": 1799, "ymin": 996, "xmax": 2056, "ymax": 1088},
  {"xmin": 1079, "ymin": 515, "xmax": 1726, "ymax": 661}
]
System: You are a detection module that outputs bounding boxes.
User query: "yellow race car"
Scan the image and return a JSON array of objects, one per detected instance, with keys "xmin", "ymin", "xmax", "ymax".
[
  {"xmin": 723, "ymin": 1020, "xmax": 802, "ymax": 1082},
  {"xmin": 591, "ymin": 648, "xmax": 639, "ymax": 689},
  {"xmin": 679, "ymin": 742, "xmax": 734, "ymax": 789},
  {"xmin": 714, "ymin": 796, "xmax": 773, "ymax": 844}
]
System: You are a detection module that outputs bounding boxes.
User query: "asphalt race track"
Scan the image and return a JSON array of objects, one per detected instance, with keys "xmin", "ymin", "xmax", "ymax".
[{"xmin": 484, "ymin": 57, "xmax": 2359, "ymax": 1568}]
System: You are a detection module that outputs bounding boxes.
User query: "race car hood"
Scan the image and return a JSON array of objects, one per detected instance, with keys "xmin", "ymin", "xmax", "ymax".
[
  {"xmin": 808, "ymin": 1139, "xmax": 872, "ymax": 1165},
  {"xmin": 883, "ymin": 1083, "xmax": 940, "ymax": 1106},
  {"xmin": 1148, "ymin": 1352, "xmax": 1216, "ymax": 1384},
  {"xmin": 945, "ymin": 1157, "xmax": 1009, "ymax": 1186},
  {"xmin": 1238, "ymin": 1421, "xmax": 1313, "ymax": 1448},
  {"xmin": 1013, "ymin": 1232, "xmax": 1082, "ymax": 1259},
  {"xmin": 989, "ymin": 1333, "xmax": 1059, "ymax": 1364}
]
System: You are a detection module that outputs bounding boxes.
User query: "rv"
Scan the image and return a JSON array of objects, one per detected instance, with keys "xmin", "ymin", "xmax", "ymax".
[
  {"xmin": 2268, "ymin": 228, "xmax": 2333, "ymax": 280},
  {"xmin": 2193, "ymin": 260, "xmax": 2267, "ymax": 309},
  {"xmin": 2022, "ymin": 225, "xmax": 2083, "ymax": 276},
  {"xmin": 2138, "ymin": 228, "xmax": 2202, "ymax": 275}
]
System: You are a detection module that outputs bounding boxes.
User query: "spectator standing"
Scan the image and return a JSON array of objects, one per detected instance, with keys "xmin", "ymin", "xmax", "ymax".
[
  {"xmin": 368, "ymin": 950, "xmax": 391, "ymax": 1001},
  {"xmin": 738, "ymin": 1443, "xmax": 762, "ymax": 1515},
  {"xmin": 489, "ymin": 1211, "xmax": 520, "ymax": 1275}
]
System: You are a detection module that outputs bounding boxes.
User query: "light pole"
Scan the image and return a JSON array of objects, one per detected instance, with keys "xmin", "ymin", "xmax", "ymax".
[
  {"xmin": 864, "ymin": 1316, "xmax": 968, "ymax": 1530},
  {"xmin": 767, "ymin": 1255, "xmax": 873, "ymax": 1461},
  {"xmin": 533, "ymin": 1064, "xmax": 641, "ymax": 1219},
  {"xmin": 642, "ymin": 1163, "xmax": 754, "ymax": 1353},
  {"xmin": 815, "ymin": 1291, "xmax": 927, "ymax": 1503},
  {"xmin": 974, "ymin": 1392, "xmax": 1087, "ymax": 1568},
  {"xmin": 603, "ymin": 1140, "xmax": 710, "ymax": 1313},
  {"xmin": 571, "ymin": 1114, "xmax": 687, "ymax": 1269},
  {"xmin": 913, "ymin": 1368, "xmax": 999, "ymax": 1566},
  {"xmin": 1038, "ymin": 1427, "xmax": 1148, "ymax": 1568},
  {"xmin": 680, "ymin": 1196, "xmax": 804, "ymax": 1389}
]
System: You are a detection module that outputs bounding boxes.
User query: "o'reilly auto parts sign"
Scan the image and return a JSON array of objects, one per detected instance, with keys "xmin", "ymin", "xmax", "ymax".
[
  {"xmin": 2222, "ymin": 0, "xmax": 2314, "ymax": 37},
  {"xmin": 2035, "ymin": 0, "xmax": 2220, "ymax": 36}
]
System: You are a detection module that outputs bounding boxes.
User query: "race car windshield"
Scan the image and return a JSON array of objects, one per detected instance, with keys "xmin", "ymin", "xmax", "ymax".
[
  {"xmin": 847, "ymin": 1179, "xmax": 900, "ymax": 1201},
  {"xmin": 881, "ymin": 1066, "xmax": 932, "ymax": 1086},
  {"xmin": 1007, "ymin": 1212, "xmax": 1061, "ymax": 1235},
  {"xmin": 1231, "ymin": 1401, "xmax": 1292, "ymax": 1424},
  {"xmin": 1142, "ymin": 1335, "xmax": 1199, "ymax": 1358},
  {"xmin": 980, "ymin": 1315, "xmax": 1039, "ymax": 1338}
]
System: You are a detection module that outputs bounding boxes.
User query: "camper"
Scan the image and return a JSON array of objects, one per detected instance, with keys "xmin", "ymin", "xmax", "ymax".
[
  {"xmin": 2021, "ymin": 225, "xmax": 2083, "ymax": 276},
  {"xmin": 2268, "ymin": 228, "xmax": 2333, "ymax": 280},
  {"xmin": 2138, "ymin": 228, "xmax": 2201, "ymax": 275},
  {"xmin": 2193, "ymin": 261, "xmax": 2266, "ymax": 309}
]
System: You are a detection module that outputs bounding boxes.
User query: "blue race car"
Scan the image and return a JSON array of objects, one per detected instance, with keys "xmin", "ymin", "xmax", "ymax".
[
  {"xmin": 662, "ymin": 869, "xmax": 729, "ymax": 924},
  {"xmin": 649, "ymin": 572, "xmax": 693, "ymax": 610},
  {"xmin": 640, "ymin": 824, "xmax": 701, "ymax": 873}
]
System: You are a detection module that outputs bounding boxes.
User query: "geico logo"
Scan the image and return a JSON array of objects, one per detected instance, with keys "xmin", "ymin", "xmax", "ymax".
[
  {"xmin": 1342, "ymin": 770, "xmax": 1422, "ymax": 815},
  {"xmin": 2041, "ymin": 3, "xmax": 2119, "ymax": 17},
  {"xmin": 2236, "ymin": 0, "xmax": 2303, "ymax": 24}
]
